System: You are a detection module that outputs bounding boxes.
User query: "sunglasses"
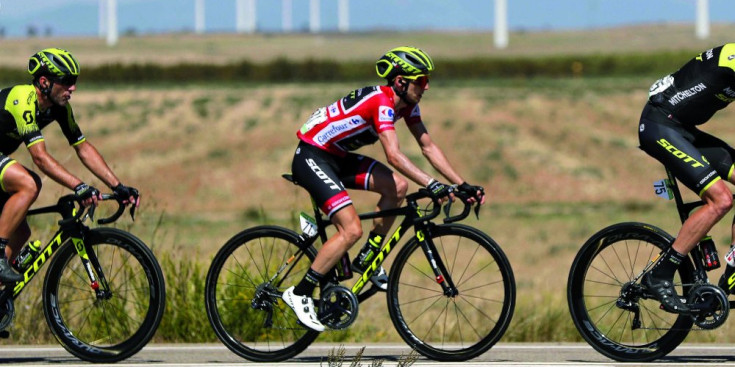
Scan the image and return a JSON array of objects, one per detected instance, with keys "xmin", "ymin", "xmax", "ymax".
[
  {"xmin": 53, "ymin": 75, "xmax": 78, "ymax": 86},
  {"xmin": 405, "ymin": 75, "xmax": 429, "ymax": 88}
]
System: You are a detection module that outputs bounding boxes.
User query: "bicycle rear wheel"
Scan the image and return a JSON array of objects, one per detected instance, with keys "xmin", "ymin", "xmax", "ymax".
[
  {"xmin": 43, "ymin": 228, "xmax": 165, "ymax": 363},
  {"xmin": 205, "ymin": 225, "xmax": 319, "ymax": 362},
  {"xmin": 387, "ymin": 224, "xmax": 515, "ymax": 361},
  {"xmin": 567, "ymin": 222, "xmax": 693, "ymax": 362}
]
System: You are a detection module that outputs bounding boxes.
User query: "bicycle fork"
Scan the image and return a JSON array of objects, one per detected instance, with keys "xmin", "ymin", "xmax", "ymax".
[
  {"xmin": 416, "ymin": 227, "xmax": 459, "ymax": 297},
  {"xmin": 73, "ymin": 236, "xmax": 112, "ymax": 301}
]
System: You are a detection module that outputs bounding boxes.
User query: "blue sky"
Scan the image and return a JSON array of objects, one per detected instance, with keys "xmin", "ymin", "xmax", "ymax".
[{"xmin": 0, "ymin": 0, "xmax": 734, "ymax": 37}]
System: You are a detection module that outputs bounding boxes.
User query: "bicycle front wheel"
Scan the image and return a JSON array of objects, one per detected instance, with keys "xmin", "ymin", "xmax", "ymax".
[
  {"xmin": 43, "ymin": 228, "xmax": 166, "ymax": 363},
  {"xmin": 205, "ymin": 225, "xmax": 319, "ymax": 362},
  {"xmin": 388, "ymin": 224, "xmax": 515, "ymax": 361},
  {"xmin": 567, "ymin": 222, "xmax": 693, "ymax": 362}
]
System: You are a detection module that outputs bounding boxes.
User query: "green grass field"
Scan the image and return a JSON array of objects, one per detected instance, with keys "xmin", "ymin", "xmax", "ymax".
[{"xmin": 6, "ymin": 26, "xmax": 735, "ymax": 345}]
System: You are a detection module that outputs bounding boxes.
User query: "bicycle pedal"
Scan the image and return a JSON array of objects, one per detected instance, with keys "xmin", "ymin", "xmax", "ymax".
[{"xmin": 0, "ymin": 330, "xmax": 9, "ymax": 339}]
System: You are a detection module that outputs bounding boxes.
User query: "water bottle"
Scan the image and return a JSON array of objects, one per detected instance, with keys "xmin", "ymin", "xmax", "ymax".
[
  {"xmin": 12, "ymin": 240, "xmax": 42, "ymax": 272},
  {"xmin": 334, "ymin": 253, "xmax": 353, "ymax": 281},
  {"xmin": 697, "ymin": 236, "xmax": 720, "ymax": 271},
  {"xmin": 720, "ymin": 244, "xmax": 735, "ymax": 294}
]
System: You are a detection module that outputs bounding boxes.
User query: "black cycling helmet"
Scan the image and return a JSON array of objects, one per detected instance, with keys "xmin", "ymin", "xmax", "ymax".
[{"xmin": 376, "ymin": 46, "xmax": 434, "ymax": 83}]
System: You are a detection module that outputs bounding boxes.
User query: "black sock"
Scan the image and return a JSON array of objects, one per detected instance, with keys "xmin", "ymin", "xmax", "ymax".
[
  {"xmin": 293, "ymin": 268, "xmax": 324, "ymax": 297},
  {"xmin": 650, "ymin": 247, "xmax": 686, "ymax": 280}
]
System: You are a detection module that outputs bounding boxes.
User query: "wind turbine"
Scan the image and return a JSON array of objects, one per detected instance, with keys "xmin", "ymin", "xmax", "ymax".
[
  {"xmin": 282, "ymin": 0, "xmax": 292, "ymax": 33},
  {"xmin": 494, "ymin": 0, "xmax": 508, "ymax": 49},
  {"xmin": 106, "ymin": 0, "xmax": 118, "ymax": 46},
  {"xmin": 236, "ymin": 0, "xmax": 256, "ymax": 34},
  {"xmin": 310, "ymin": 0, "xmax": 320, "ymax": 33},
  {"xmin": 195, "ymin": 0, "xmax": 205, "ymax": 34},
  {"xmin": 338, "ymin": 0, "xmax": 348, "ymax": 33},
  {"xmin": 696, "ymin": 0, "xmax": 709, "ymax": 39}
]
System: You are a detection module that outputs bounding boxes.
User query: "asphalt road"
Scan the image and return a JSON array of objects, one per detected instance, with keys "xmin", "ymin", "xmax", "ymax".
[{"xmin": 0, "ymin": 343, "xmax": 734, "ymax": 366}]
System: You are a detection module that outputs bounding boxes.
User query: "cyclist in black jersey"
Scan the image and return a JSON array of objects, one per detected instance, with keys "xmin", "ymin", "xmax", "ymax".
[
  {"xmin": 639, "ymin": 43, "xmax": 735, "ymax": 313},
  {"xmin": 0, "ymin": 48, "xmax": 140, "ymax": 283},
  {"xmin": 282, "ymin": 47, "xmax": 486, "ymax": 331}
]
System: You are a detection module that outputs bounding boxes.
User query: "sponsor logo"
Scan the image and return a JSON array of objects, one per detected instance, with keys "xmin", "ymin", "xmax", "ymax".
[
  {"xmin": 656, "ymin": 138, "xmax": 705, "ymax": 168},
  {"xmin": 378, "ymin": 106, "xmax": 394, "ymax": 122},
  {"xmin": 306, "ymin": 158, "xmax": 341, "ymax": 190},
  {"xmin": 667, "ymin": 83, "xmax": 707, "ymax": 106},
  {"xmin": 639, "ymin": 123, "xmax": 645, "ymax": 132},
  {"xmin": 410, "ymin": 105, "xmax": 421, "ymax": 117},
  {"xmin": 13, "ymin": 100, "xmax": 18, "ymax": 105},
  {"xmin": 729, "ymin": 54, "xmax": 735, "ymax": 61},
  {"xmin": 313, "ymin": 117, "xmax": 365, "ymax": 145},
  {"xmin": 328, "ymin": 102, "xmax": 339, "ymax": 117},
  {"xmin": 699, "ymin": 170, "xmax": 717, "ymax": 185},
  {"xmin": 705, "ymin": 48, "xmax": 714, "ymax": 60}
]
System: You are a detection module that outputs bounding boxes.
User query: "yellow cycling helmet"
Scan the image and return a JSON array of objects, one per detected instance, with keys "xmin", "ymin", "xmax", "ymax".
[
  {"xmin": 376, "ymin": 46, "xmax": 434, "ymax": 82},
  {"xmin": 28, "ymin": 48, "xmax": 80, "ymax": 83}
]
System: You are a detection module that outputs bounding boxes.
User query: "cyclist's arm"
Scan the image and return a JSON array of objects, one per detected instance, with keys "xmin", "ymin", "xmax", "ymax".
[
  {"xmin": 27, "ymin": 141, "xmax": 85, "ymax": 190},
  {"xmin": 407, "ymin": 122, "xmax": 465, "ymax": 185},
  {"xmin": 74, "ymin": 140, "xmax": 122, "ymax": 189},
  {"xmin": 378, "ymin": 128, "xmax": 434, "ymax": 186}
]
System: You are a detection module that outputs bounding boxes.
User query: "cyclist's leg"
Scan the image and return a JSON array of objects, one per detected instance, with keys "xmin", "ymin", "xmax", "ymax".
[
  {"xmin": 0, "ymin": 159, "xmax": 40, "ymax": 281},
  {"xmin": 638, "ymin": 106, "xmax": 731, "ymax": 312},
  {"xmin": 287, "ymin": 143, "xmax": 363, "ymax": 330},
  {"xmin": 341, "ymin": 157, "xmax": 406, "ymax": 289}
]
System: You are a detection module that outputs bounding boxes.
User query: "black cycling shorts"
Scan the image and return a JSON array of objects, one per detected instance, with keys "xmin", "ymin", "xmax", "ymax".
[
  {"xmin": 291, "ymin": 141, "xmax": 380, "ymax": 218},
  {"xmin": 639, "ymin": 103, "xmax": 735, "ymax": 196}
]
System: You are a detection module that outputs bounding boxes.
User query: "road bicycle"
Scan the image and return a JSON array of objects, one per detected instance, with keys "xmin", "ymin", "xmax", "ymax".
[
  {"xmin": 0, "ymin": 193, "xmax": 166, "ymax": 363},
  {"xmin": 205, "ymin": 174, "xmax": 515, "ymax": 362},
  {"xmin": 567, "ymin": 167, "xmax": 733, "ymax": 362}
]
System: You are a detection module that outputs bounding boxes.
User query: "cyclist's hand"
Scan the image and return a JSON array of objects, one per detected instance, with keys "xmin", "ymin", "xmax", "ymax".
[
  {"xmin": 74, "ymin": 183, "xmax": 101, "ymax": 207},
  {"xmin": 426, "ymin": 179, "xmax": 454, "ymax": 203},
  {"xmin": 457, "ymin": 182, "xmax": 486, "ymax": 205},
  {"xmin": 112, "ymin": 183, "xmax": 141, "ymax": 208}
]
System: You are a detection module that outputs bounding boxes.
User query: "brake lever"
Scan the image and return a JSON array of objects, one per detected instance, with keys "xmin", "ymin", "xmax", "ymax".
[
  {"xmin": 129, "ymin": 205, "xmax": 137, "ymax": 221},
  {"xmin": 473, "ymin": 202, "xmax": 481, "ymax": 219}
]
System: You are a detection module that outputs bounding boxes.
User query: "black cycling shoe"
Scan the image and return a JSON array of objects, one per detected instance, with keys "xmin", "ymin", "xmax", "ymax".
[
  {"xmin": 0, "ymin": 258, "xmax": 23, "ymax": 283},
  {"xmin": 642, "ymin": 272, "xmax": 689, "ymax": 313}
]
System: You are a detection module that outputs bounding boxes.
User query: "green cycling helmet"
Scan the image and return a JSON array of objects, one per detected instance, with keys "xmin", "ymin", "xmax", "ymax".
[
  {"xmin": 28, "ymin": 48, "xmax": 80, "ymax": 83},
  {"xmin": 376, "ymin": 46, "xmax": 434, "ymax": 82}
]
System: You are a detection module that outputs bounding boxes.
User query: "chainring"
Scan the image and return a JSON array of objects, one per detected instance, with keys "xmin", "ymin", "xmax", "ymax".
[
  {"xmin": 687, "ymin": 284, "xmax": 729, "ymax": 329},
  {"xmin": 318, "ymin": 285, "xmax": 359, "ymax": 330}
]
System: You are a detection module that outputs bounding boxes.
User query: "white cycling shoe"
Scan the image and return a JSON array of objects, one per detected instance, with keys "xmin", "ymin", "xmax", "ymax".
[{"xmin": 281, "ymin": 286, "xmax": 325, "ymax": 332}]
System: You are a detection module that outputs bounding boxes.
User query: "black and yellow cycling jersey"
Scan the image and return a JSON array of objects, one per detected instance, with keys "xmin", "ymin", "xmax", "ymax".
[
  {"xmin": 648, "ymin": 43, "xmax": 735, "ymax": 126},
  {"xmin": 0, "ymin": 84, "xmax": 85, "ymax": 156},
  {"xmin": 640, "ymin": 43, "xmax": 735, "ymax": 197}
]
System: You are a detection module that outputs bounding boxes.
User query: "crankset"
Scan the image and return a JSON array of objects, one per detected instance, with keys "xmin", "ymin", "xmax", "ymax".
[
  {"xmin": 318, "ymin": 285, "xmax": 359, "ymax": 330},
  {"xmin": 687, "ymin": 284, "xmax": 729, "ymax": 329}
]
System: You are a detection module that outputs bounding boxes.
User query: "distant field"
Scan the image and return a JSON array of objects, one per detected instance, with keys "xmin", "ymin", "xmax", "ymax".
[{"xmin": 2, "ymin": 23, "xmax": 735, "ymax": 67}]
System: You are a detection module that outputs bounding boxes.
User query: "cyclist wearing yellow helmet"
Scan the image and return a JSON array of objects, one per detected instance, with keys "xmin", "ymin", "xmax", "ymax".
[
  {"xmin": 283, "ymin": 46, "xmax": 486, "ymax": 331},
  {"xmin": 0, "ymin": 48, "xmax": 140, "ymax": 283}
]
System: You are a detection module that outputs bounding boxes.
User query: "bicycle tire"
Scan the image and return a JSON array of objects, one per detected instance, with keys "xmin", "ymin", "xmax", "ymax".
[
  {"xmin": 43, "ymin": 228, "xmax": 166, "ymax": 363},
  {"xmin": 567, "ymin": 222, "xmax": 694, "ymax": 362},
  {"xmin": 205, "ymin": 225, "xmax": 319, "ymax": 362},
  {"xmin": 387, "ymin": 224, "xmax": 515, "ymax": 361}
]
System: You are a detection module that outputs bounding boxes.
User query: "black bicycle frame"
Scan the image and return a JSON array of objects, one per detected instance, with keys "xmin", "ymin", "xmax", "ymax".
[
  {"xmin": 304, "ymin": 192, "xmax": 457, "ymax": 302},
  {"xmin": 0, "ymin": 197, "xmax": 114, "ymax": 305}
]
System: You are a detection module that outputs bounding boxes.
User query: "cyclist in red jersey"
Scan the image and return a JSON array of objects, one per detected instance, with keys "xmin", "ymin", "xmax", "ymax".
[{"xmin": 283, "ymin": 46, "xmax": 486, "ymax": 331}]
